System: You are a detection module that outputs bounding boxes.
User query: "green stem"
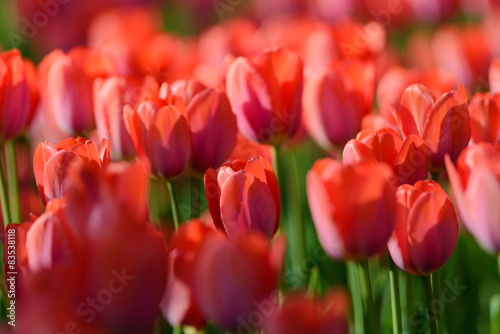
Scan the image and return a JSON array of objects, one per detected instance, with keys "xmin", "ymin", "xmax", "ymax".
[
  {"xmin": 190, "ymin": 176, "xmax": 201, "ymax": 219},
  {"xmin": 432, "ymin": 271, "xmax": 444, "ymax": 333},
  {"xmin": 359, "ymin": 260, "xmax": 378, "ymax": 334},
  {"xmin": 422, "ymin": 275, "xmax": 439, "ymax": 334},
  {"xmin": 497, "ymin": 255, "xmax": 500, "ymax": 278},
  {"xmin": 0, "ymin": 151, "xmax": 11, "ymax": 228},
  {"xmin": 173, "ymin": 325, "xmax": 182, "ymax": 334},
  {"xmin": 431, "ymin": 172, "xmax": 440, "ymax": 183},
  {"xmin": 307, "ymin": 266, "xmax": 320, "ymax": 298},
  {"xmin": 167, "ymin": 181, "xmax": 181, "ymax": 230},
  {"xmin": 271, "ymin": 146, "xmax": 280, "ymax": 187},
  {"xmin": 389, "ymin": 258, "xmax": 402, "ymax": 334},
  {"xmin": 348, "ymin": 262, "xmax": 364, "ymax": 334},
  {"xmin": 407, "ymin": 275, "xmax": 416, "ymax": 334},
  {"xmin": 5, "ymin": 141, "xmax": 20, "ymax": 223}
]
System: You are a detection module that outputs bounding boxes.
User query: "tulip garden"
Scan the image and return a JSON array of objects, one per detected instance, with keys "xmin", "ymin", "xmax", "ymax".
[{"xmin": 1, "ymin": 0, "xmax": 500, "ymax": 333}]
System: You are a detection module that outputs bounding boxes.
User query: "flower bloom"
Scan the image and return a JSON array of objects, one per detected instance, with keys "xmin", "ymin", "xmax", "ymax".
[
  {"xmin": 393, "ymin": 83, "xmax": 470, "ymax": 172},
  {"xmin": 33, "ymin": 137, "xmax": 110, "ymax": 205},
  {"xmin": 226, "ymin": 47, "xmax": 303, "ymax": 146},
  {"xmin": 388, "ymin": 180, "xmax": 459, "ymax": 276},
  {"xmin": 204, "ymin": 156, "xmax": 280, "ymax": 239},
  {"xmin": 446, "ymin": 143, "xmax": 500, "ymax": 254},
  {"xmin": 307, "ymin": 159, "xmax": 396, "ymax": 261}
]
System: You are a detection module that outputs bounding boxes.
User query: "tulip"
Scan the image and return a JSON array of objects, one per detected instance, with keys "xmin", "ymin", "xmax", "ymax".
[
  {"xmin": 0, "ymin": 49, "xmax": 36, "ymax": 141},
  {"xmin": 226, "ymin": 48, "xmax": 303, "ymax": 146},
  {"xmin": 123, "ymin": 85, "xmax": 192, "ymax": 180},
  {"xmin": 307, "ymin": 159, "xmax": 396, "ymax": 260},
  {"xmin": 160, "ymin": 220, "xmax": 214, "ymax": 328},
  {"xmin": 94, "ymin": 76, "xmax": 142, "ymax": 160},
  {"xmin": 394, "ymin": 83, "xmax": 470, "ymax": 172},
  {"xmin": 204, "ymin": 156, "xmax": 280, "ymax": 239},
  {"xmin": 33, "ymin": 137, "xmax": 110, "ymax": 205},
  {"xmin": 303, "ymin": 60, "xmax": 375, "ymax": 150},
  {"xmin": 468, "ymin": 92, "xmax": 500, "ymax": 145},
  {"xmin": 263, "ymin": 289, "xmax": 351, "ymax": 334},
  {"xmin": 171, "ymin": 79, "xmax": 238, "ymax": 175},
  {"xmin": 446, "ymin": 143, "xmax": 500, "ymax": 254},
  {"xmin": 387, "ymin": 180, "xmax": 459, "ymax": 275},
  {"xmin": 343, "ymin": 128, "xmax": 428, "ymax": 185},
  {"xmin": 192, "ymin": 232, "xmax": 285, "ymax": 331},
  {"xmin": 38, "ymin": 47, "xmax": 115, "ymax": 135}
]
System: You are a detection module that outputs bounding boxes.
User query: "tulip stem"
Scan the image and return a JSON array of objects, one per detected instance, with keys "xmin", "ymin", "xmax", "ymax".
[
  {"xmin": 422, "ymin": 275, "xmax": 439, "ymax": 334},
  {"xmin": 271, "ymin": 146, "xmax": 280, "ymax": 187},
  {"xmin": 347, "ymin": 262, "xmax": 364, "ymax": 334},
  {"xmin": 5, "ymin": 141, "xmax": 20, "ymax": 223},
  {"xmin": 432, "ymin": 271, "xmax": 444, "ymax": 333},
  {"xmin": 173, "ymin": 325, "xmax": 182, "ymax": 334},
  {"xmin": 190, "ymin": 176, "xmax": 201, "ymax": 219},
  {"xmin": 307, "ymin": 266, "xmax": 320, "ymax": 298},
  {"xmin": 497, "ymin": 255, "xmax": 500, "ymax": 278},
  {"xmin": 167, "ymin": 181, "xmax": 181, "ymax": 230},
  {"xmin": 0, "ymin": 150, "xmax": 12, "ymax": 228},
  {"xmin": 431, "ymin": 172, "xmax": 440, "ymax": 183},
  {"xmin": 406, "ymin": 275, "xmax": 416, "ymax": 334},
  {"xmin": 359, "ymin": 260, "xmax": 378, "ymax": 333},
  {"xmin": 389, "ymin": 258, "xmax": 402, "ymax": 334}
]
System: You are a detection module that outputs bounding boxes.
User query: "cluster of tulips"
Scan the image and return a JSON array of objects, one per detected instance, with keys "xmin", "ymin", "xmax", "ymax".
[{"xmin": 1, "ymin": 1, "xmax": 500, "ymax": 334}]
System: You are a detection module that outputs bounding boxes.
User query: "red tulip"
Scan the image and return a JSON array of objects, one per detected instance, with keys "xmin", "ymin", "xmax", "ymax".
[
  {"xmin": 468, "ymin": 92, "xmax": 500, "ymax": 145},
  {"xmin": 307, "ymin": 159, "xmax": 396, "ymax": 260},
  {"xmin": 263, "ymin": 289, "xmax": 351, "ymax": 334},
  {"xmin": 343, "ymin": 128, "xmax": 428, "ymax": 185},
  {"xmin": 446, "ymin": 143, "xmax": 500, "ymax": 254},
  {"xmin": 204, "ymin": 156, "xmax": 280, "ymax": 239},
  {"xmin": 160, "ymin": 220, "xmax": 214, "ymax": 328},
  {"xmin": 33, "ymin": 137, "xmax": 110, "ymax": 205},
  {"xmin": 94, "ymin": 76, "xmax": 142, "ymax": 160},
  {"xmin": 394, "ymin": 83, "xmax": 470, "ymax": 172},
  {"xmin": 171, "ymin": 79, "xmax": 238, "ymax": 175},
  {"xmin": 0, "ymin": 49, "xmax": 37, "ymax": 141},
  {"xmin": 388, "ymin": 180, "xmax": 459, "ymax": 275},
  {"xmin": 123, "ymin": 82, "xmax": 192, "ymax": 180},
  {"xmin": 303, "ymin": 60, "xmax": 375, "ymax": 150},
  {"xmin": 226, "ymin": 48, "xmax": 303, "ymax": 146},
  {"xmin": 192, "ymin": 232, "xmax": 285, "ymax": 331},
  {"xmin": 38, "ymin": 47, "xmax": 115, "ymax": 134}
]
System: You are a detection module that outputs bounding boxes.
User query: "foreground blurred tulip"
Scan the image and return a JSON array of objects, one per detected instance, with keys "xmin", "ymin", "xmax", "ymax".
[
  {"xmin": 123, "ymin": 85, "xmax": 192, "ymax": 180},
  {"xmin": 192, "ymin": 232, "xmax": 285, "ymax": 331},
  {"xmin": 343, "ymin": 128, "xmax": 428, "ymax": 185},
  {"xmin": 303, "ymin": 60, "xmax": 375, "ymax": 150},
  {"xmin": 33, "ymin": 137, "xmax": 110, "ymax": 205},
  {"xmin": 160, "ymin": 220, "xmax": 214, "ymax": 328},
  {"xmin": 94, "ymin": 76, "xmax": 142, "ymax": 160},
  {"xmin": 388, "ymin": 180, "xmax": 459, "ymax": 275},
  {"xmin": 0, "ymin": 49, "xmax": 37, "ymax": 141},
  {"xmin": 171, "ymin": 79, "xmax": 237, "ymax": 175},
  {"xmin": 38, "ymin": 47, "xmax": 115, "ymax": 134},
  {"xmin": 204, "ymin": 156, "xmax": 280, "ymax": 238},
  {"xmin": 394, "ymin": 83, "xmax": 470, "ymax": 172},
  {"xmin": 263, "ymin": 289, "xmax": 351, "ymax": 334},
  {"xmin": 468, "ymin": 93, "xmax": 500, "ymax": 145},
  {"xmin": 446, "ymin": 143, "xmax": 500, "ymax": 254},
  {"xmin": 226, "ymin": 48, "xmax": 303, "ymax": 146},
  {"xmin": 307, "ymin": 159, "xmax": 396, "ymax": 260}
]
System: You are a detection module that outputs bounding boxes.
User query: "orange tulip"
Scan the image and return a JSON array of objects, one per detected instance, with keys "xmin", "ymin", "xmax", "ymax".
[
  {"xmin": 393, "ymin": 83, "xmax": 470, "ymax": 172},
  {"xmin": 192, "ymin": 232, "xmax": 285, "ymax": 331},
  {"xmin": 33, "ymin": 137, "xmax": 110, "ymax": 205},
  {"xmin": 446, "ymin": 143, "xmax": 500, "ymax": 254},
  {"xmin": 388, "ymin": 180, "xmax": 459, "ymax": 275},
  {"xmin": 468, "ymin": 93, "xmax": 500, "ymax": 145},
  {"xmin": 226, "ymin": 48, "xmax": 303, "ymax": 146},
  {"xmin": 307, "ymin": 159, "xmax": 396, "ymax": 260},
  {"xmin": 204, "ymin": 156, "xmax": 280, "ymax": 239}
]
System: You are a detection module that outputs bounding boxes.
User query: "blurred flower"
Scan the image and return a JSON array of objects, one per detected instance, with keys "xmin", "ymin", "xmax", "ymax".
[
  {"xmin": 307, "ymin": 159, "xmax": 396, "ymax": 261},
  {"xmin": 393, "ymin": 83, "xmax": 470, "ymax": 172},
  {"xmin": 446, "ymin": 143, "xmax": 500, "ymax": 254},
  {"xmin": 192, "ymin": 232, "xmax": 285, "ymax": 331},
  {"xmin": 38, "ymin": 47, "xmax": 116, "ymax": 135},
  {"xmin": 388, "ymin": 180, "xmax": 459, "ymax": 276},
  {"xmin": 204, "ymin": 156, "xmax": 280, "ymax": 239},
  {"xmin": 94, "ymin": 75, "xmax": 142, "ymax": 160},
  {"xmin": 160, "ymin": 220, "xmax": 214, "ymax": 328},
  {"xmin": 303, "ymin": 60, "xmax": 375, "ymax": 150},
  {"xmin": 468, "ymin": 92, "xmax": 500, "ymax": 145},
  {"xmin": 33, "ymin": 137, "xmax": 110, "ymax": 205},
  {"xmin": 263, "ymin": 289, "xmax": 351, "ymax": 334},
  {"xmin": 226, "ymin": 47, "xmax": 303, "ymax": 146},
  {"xmin": 171, "ymin": 79, "xmax": 238, "ymax": 176},
  {"xmin": 226, "ymin": 132, "xmax": 273, "ymax": 163}
]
